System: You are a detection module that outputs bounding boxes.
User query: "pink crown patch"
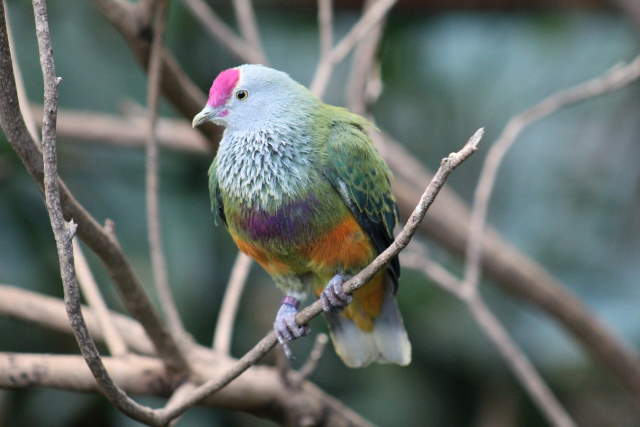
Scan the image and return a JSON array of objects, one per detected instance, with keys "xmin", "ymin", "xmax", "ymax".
[{"xmin": 207, "ymin": 68, "xmax": 240, "ymax": 108}]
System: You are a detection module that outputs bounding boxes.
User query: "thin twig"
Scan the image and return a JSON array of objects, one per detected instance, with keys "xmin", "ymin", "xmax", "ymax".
[
  {"xmin": 468, "ymin": 297, "xmax": 575, "ymax": 427},
  {"xmin": 145, "ymin": 0, "xmax": 185, "ymax": 338},
  {"xmin": 166, "ymin": 382, "xmax": 197, "ymax": 427},
  {"xmin": 212, "ymin": 252, "xmax": 252, "ymax": 354},
  {"xmin": 317, "ymin": 0, "xmax": 332, "ymax": 62},
  {"xmin": 295, "ymin": 333, "xmax": 329, "ymax": 386},
  {"xmin": 310, "ymin": 0, "xmax": 397, "ymax": 97},
  {"xmin": 29, "ymin": 1, "xmax": 160, "ymax": 424},
  {"xmin": 462, "ymin": 54, "xmax": 640, "ymax": 296},
  {"xmin": 231, "ymin": 0, "xmax": 266, "ymax": 64},
  {"xmin": 153, "ymin": 128, "xmax": 483, "ymax": 425},
  {"xmin": 346, "ymin": 0, "xmax": 386, "ymax": 115},
  {"xmin": 181, "ymin": 0, "xmax": 264, "ymax": 64},
  {"xmin": 73, "ymin": 240, "xmax": 128, "ymax": 356},
  {"xmin": 405, "ymin": 243, "xmax": 575, "ymax": 427},
  {"xmin": 4, "ymin": 0, "xmax": 38, "ymax": 141}
]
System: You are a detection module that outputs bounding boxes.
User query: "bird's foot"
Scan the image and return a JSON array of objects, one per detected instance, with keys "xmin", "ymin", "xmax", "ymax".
[
  {"xmin": 274, "ymin": 296, "xmax": 309, "ymax": 359},
  {"xmin": 320, "ymin": 274, "xmax": 353, "ymax": 313}
]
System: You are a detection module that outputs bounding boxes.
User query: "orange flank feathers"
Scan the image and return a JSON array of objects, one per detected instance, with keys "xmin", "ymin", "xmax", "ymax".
[
  {"xmin": 308, "ymin": 214, "xmax": 385, "ymax": 332},
  {"xmin": 306, "ymin": 215, "xmax": 374, "ymax": 272},
  {"xmin": 232, "ymin": 236, "xmax": 293, "ymax": 276}
]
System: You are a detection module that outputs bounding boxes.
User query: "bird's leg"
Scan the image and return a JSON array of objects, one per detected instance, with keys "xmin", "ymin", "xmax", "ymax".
[
  {"xmin": 320, "ymin": 274, "xmax": 353, "ymax": 313},
  {"xmin": 274, "ymin": 294, "xmax": 310, "ymax": 359}
]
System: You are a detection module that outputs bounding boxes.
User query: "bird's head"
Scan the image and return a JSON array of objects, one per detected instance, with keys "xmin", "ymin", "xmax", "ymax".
[{"xmin": 192, "ymin": 64, "xmax": 312, "ymax": 131}]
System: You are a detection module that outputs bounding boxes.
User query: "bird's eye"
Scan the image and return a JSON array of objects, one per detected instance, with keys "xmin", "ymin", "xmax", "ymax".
[{"xmin": 236, "ymin": 90, "xmax": 249, "ymax": 101}]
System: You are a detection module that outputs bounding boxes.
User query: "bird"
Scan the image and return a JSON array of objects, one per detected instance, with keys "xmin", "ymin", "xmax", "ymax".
[{"xmin": 193, "ymin": 64, "xmax": 411, "ymax": 368}]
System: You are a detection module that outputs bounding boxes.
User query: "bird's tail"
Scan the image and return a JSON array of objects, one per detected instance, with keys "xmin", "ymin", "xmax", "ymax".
[{"xmin": 324, "ymin": 272, "xmax": 411, "ymax": 368}]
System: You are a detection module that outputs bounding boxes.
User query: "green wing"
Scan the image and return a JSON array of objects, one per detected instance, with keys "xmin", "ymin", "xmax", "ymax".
[
  {"xmin": 321, "ymin": 109, "xmax": 400, "ymax": 286},
  {"xmin": 208, "ymin": 158, "xmax": 226, "ymax": 226}
]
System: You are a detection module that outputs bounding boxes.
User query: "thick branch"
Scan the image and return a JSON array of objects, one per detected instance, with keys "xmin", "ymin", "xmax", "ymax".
[{"xmin": 0, "ymin": 352, "xmax": 371, "ymax": 427}]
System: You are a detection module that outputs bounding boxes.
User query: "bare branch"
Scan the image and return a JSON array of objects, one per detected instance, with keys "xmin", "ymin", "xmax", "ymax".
[
  {"xmin": 317, "ymin": 0, "xmax": 333, "ymax": 62},
  {"xmin": 153, "ymin": 129, "xmax": 483, "ymax": 424},
  {"xmin": 4, "ymin": 1, "xmax": 38, "ymax": 141},
  {"xmin": 405, "ymin": 245, "xmax": 575, "ymax": 427},
  {"xmin": 346, "ymin": 0, "xmax": 386, "ymax": 115},
  {"xmin": 310, "ymin": 0, "xmax": 397, "ymax": 97},
  {"xmin": 145, "ymin": 0, "xmax": 185, "ymax": 339},
  {"xmin": 462, "ymin": 54, "xmax": 640, "ymax": 296},
  {"xmin": 232, "ymin": 0, "xmax": 266, "ymax": 63},
  {"xmin": 29, "ymin": 0, "xmax": 161, "ymax": 423},
  {"xmin": 0, "ymin": 351, "xmax": 373, "ymax": 426},
  {"xmin": 31, "ymin": 104, "xmax": 209, "ymax": 154},
  {"xmin": 73, "ymin": 241, "xmax": 128, "ymax": 357},
  {"xmin": 181, "ymin": 0, "xmax": 265, "ymax": 64},
  {"xmin": 0, "ymin": 284, "xmax": 154, "ymax": 355},
  {"xmin": 212, "ymin": 252, "xmax": 252, "ymax": 354},
  {"xmin": 0, "ymin": 1, "xmax": 190, "ymax": 377},
  {"xmin": 166, "ymin": 382, "xmax": 197, "ymax": 427},
  {"xmin": 468, "ymin": 296, "xmax": 575, "ymax": 427},
  {"xmin": 295, "ymin": 333, "xmax": 329, "ymax": 386}
]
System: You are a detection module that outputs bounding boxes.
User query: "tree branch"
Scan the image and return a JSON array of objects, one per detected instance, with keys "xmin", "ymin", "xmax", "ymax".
[
  {"xmin": 0, "ymin": 284, "xmax": 154, "ymax": 355},
  {"xmin": 30, "ymin": 104, "xmax": 209, "ymax": 154},
  {"xmin": 145, "ymin": 0, "xmax": 185, "ymax": 339},
  {"xmin": 463, "ymin": 54, "xmax": 640, "ymax": 295},
  {"xmin": 346, "ymin": 0, "xmax": 386, "ymax": 115},
  {"xmin": 231, "ymin": 0, "xmax": 265, "ymax": 63},
  {"xmin": 309, "ymin": 0, "xmax": 397, "ymax": 97},
  {"xmin": 181, "ymin": 0, "xmax": 265, "ymax": 64},
  {"xmin": 0, "ymin": 1, "xmax": 190, "ymax": 378},
  {"xmin": 29, "ymin": 0, "xmax": 162, "ymax": 423},
  {"xmin": 212, "ymin": 252, "xmax": 252, "ymax": 354},
  {"xmin": 402, "ymin": 249, "xmax": 576, "ymax": 427},
  {"xmin": 317, "ymin": 0, "xmax": 333, "ymax": 62},
  {"xmin": 0, "ymin": 351, "xmax": 372, "ymax": 426},
  {"xmin": 73, "ymin": 241, "xmax": 128, "ymax": 357}
]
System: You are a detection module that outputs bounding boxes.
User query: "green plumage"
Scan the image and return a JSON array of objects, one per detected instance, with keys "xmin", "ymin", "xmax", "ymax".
[{"xmin": 200, "ymin": 64, "xmax": 410, "ymax": 367}]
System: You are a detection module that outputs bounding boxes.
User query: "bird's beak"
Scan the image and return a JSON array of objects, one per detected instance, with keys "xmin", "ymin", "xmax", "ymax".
[{"xmin": 192, "ymin": 105, "xmax": 218, "ymax": 128}]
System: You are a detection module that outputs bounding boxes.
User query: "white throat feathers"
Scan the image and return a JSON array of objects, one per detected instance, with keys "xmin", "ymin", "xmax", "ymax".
[{"xmin": 216, "ymin": 124, "xmax": 315, "ymax": 211}]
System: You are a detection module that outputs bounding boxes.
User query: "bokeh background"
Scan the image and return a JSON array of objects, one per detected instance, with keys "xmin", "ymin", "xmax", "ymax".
[{"xmin": 1, "ymin": 0, "xmax": 639, "ymax": 426}]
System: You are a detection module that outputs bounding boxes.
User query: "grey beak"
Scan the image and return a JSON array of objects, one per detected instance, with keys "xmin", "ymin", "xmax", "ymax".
[{"xmin": 192, "ymin": 105, "xmax": 216, "ymax": 128}]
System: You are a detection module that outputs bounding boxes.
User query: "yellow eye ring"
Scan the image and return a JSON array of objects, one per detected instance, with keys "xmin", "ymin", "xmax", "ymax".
[{"xmin": 236, "ymin": 89, "xmax": 249, "ymax": 101}]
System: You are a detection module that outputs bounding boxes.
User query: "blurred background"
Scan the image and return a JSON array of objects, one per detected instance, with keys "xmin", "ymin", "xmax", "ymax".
[{"xmin": 1, "ymin": 0, "xmax": 639, "ymax": 426}]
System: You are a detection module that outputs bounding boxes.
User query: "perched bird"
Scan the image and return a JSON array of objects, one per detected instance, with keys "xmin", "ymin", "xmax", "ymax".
[{"xmin": 193, "ymin": 64, "xmax": 411, "ymax": 367}]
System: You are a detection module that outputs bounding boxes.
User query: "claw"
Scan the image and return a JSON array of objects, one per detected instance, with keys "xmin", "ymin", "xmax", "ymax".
[
  {"xmin": 274, "ymin": 298, "xmax": 309, "ymax": 359},
  {"xmin": 320, "ymin": 274, "xmax": 352, "ymax": 313}
]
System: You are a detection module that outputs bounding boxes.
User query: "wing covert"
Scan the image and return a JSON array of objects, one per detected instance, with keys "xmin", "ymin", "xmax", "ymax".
[{"xmin": 321, "ymin": 116, "xmax": 400, "ymax": 287}]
